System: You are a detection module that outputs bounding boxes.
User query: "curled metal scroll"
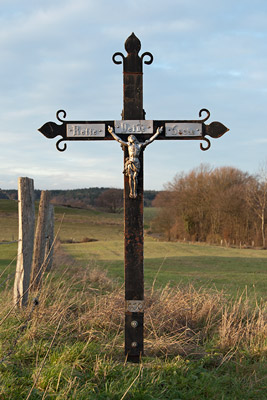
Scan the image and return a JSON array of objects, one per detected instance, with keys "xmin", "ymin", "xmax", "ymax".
[
  {"xmin": 200, "ymin": 138, "xmax": 211, "ymax": 151},
  {"xmin": 112, "ymin": 52, "xmax": 125, "ymax": 65},
  {"xmin": 56, "ymin": 138, "xmax": 67, "ymax": 152},
  {"xmin": 141, "ymin": 52, "xmax": 153, "ymax": 65},
  {"xmin": 56, "ymin": 109, "xmax": 67, "ymax": 123},
  {"xmin": 198, "ymin": 108, "xmax": 210, "ymax": 122}
]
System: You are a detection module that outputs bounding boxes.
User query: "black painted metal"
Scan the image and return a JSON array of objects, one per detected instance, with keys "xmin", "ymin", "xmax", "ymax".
[
  {"xmin": 114, "ymin": 32, "xmax": 149, "ymax": 362},
  {"xmin": 38, "ymin": 115, "xmax": 228, "ymax": 153},
  {"xmin": 125, "ymin": 314, "xmax": 144, "ymax": 359}
]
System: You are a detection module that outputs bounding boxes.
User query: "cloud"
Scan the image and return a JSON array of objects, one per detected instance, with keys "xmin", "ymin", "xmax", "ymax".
[
  {"xmin": 1, "ymin": 0, "xmax": 267, "ymax": 190},
  {"xmin": 0, "ymin": 0, "xmax": 91, "ymax": 43},
  {"xmin": 242, "ymin": 138, "xmax": 267, "ymax": 146}
]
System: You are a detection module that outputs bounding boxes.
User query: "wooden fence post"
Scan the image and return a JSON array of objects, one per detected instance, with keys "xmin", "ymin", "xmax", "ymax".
[
  {"xmin": 13, "ymin": 177, "xmax": 35, "ymax": 307},
  {"xmin": 45, "ymin": 204, "xmax": 54, "ymax": 271},
  {"xmin": 31, "ymin": 190, "xmax": 51, "ymax": 288}
]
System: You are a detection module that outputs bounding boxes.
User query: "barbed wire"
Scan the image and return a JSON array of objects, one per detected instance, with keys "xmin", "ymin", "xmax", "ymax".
[
  {"xmin": 0, "ymin": 213, "xmax": 65, "ymax": 367},
  {"xmin": 0, "ymin": 253, "xmax": 18, "ymax": 281},
  {"xmin": 0, "ymin": 213, "xmax": 64, "ymax": 327},
  {"xmin": 0, "ymin": 247, "xmax": 51, "ymax": 363},
  {"xmin": 0, "ymin": 272, "xmax": 16, "ymax": 289},
  {"xmin": 0, "ymin": 240, "xmax": 20, "ymax": 245},
  {"xmin": 0, "ymin": 250, "xmax": 46, "ymax": 327},
  {"xmin": 0, "ymin": 252, "xmax": 18, "ymax": 290}
]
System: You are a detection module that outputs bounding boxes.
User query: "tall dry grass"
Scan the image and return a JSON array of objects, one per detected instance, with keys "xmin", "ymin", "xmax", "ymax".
[
  {"xmin": 219, "ymin": 294, "xmax": 266, "ymax": 353},
  {"xmin": 1, "ymin": 244, "xmax": 266, "ymax": 364},
  {"xmin": 27, "ymin": 274, "xmax": 267, "ymax": 362}
]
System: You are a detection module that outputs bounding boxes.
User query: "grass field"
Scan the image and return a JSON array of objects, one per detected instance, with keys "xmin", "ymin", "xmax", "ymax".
[
  {"xmin": 0, "ymin": 199, "xmax": 266, "ymax": 399},
  {"xmin": 65, "ymin": 240, "xmax": 267, "ymax": 300},
  {"xmin": 1, "ymin": 199, "xmax": 267, "ymax": 299}
]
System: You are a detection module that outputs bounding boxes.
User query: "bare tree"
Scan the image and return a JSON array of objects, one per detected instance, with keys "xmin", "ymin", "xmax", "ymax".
[
  {"xmin": 152, "ymin": 190, "xmax": 176, "ymax": 241},
  {"xmin": 152, "ymin": 165, "xmax": 255, "ymax": 246},
  {"xmin": 95, "ymin": 189, "xmax": 123, "ymax": 213},
  {"xmin": 246, "ymin": 161, "xmax": 267, "ymax": 248}
]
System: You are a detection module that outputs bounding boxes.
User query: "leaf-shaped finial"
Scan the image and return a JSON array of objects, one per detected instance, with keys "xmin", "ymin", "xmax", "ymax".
[
  {"xmin": 125, "ymin": 33, "xmax": 141, "ymax": 54},
  {"xmin": 205, "ymin": 121, "xmax": 229, "ymax": 138},
  {"xmin": 38, "ymin": 121, "xmax": 65, "ymax": 139},
  {"xmin": 38, "ymin": 122, "xmax": 57, "ymax": 138}
]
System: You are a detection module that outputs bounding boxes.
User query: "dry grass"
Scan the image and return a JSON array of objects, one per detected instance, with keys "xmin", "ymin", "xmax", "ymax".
[
  {"xmin": 22, "ymin": 262, "xmax": 266, "ymax": 362},
  {"xmin": 82, "ymin": 282, "xmax": 266, "ymax": 358},
  {"xmin": 1, "ymin": 244, "xmax": 266, "ymax": 365},
  {"xmin": 0, "ymin": 246, "xmax": 266, "ymax": 400},
  {"xmin": 219, "ymin": 294, "xmax": 267, "ymax": 353}
]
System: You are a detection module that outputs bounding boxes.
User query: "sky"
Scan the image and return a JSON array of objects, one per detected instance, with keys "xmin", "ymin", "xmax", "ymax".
[{"xmin": 0, "ymin": 0, "xmax": 266, "ymax": 191}]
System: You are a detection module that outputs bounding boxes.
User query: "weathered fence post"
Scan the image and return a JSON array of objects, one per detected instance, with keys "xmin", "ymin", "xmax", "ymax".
[
  {"xmin": 31, "ymin": 190, "xmax": 51, "ymax": 288},
  {"xmin": 45, "ymin": 204, "xmax": 54, "ymax": 271},
  {"xmin": 13, "ymin": 177, "xmax": 35, "ymax": 307}
]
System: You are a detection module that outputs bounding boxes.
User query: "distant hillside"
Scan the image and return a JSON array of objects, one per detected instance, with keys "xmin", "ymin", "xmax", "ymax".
[{"xmin": 0, "ymin": 187, "xmax": 159, "ymax": 210}]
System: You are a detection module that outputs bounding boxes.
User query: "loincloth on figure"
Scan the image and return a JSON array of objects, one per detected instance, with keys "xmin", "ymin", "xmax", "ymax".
[{"xmin": 123, "ymin": 158, "xmax": 140, "ymax": 176}]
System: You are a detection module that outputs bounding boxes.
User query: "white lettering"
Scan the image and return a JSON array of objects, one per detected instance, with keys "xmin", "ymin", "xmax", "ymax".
[
  {"xmin": 165, "ymin": 123, "xmax": 202, "ymax": 137},
  {"xmin": 67, "ymin": 124, "xmax": 105, "ymax": 138},
  {"xmin": 115, "ymin": 120, "xmax": 153, "ymax": 134}
]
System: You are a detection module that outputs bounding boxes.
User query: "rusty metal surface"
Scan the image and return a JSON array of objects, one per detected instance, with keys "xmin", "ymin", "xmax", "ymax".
[
  {"xmin": 114, "ymin": 33, "xmax": 149, "ymax": 361},
  {"xmin": 113, "ymin": 33, "xmax": 153, "ymax": 120},
  {"xmin": 125, "ymin": 313, "xmax": 143, "ymax": 362},
  {"xmin": 123, "ymin": 147, "xmax": 144, "ymax": 360}
]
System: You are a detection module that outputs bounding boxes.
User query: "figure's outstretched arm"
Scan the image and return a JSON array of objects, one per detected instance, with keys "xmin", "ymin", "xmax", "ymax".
[
  {"xmin": 142, "ymin": 126, "xmax": 163, "ymax": 149},
  {"xmin": 108, "ymin": 126, "xmax": 127, "ymax": 146}
]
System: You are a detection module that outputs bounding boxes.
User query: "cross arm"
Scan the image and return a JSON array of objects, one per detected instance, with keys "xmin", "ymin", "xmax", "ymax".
[
  {"xmin": 152, "ymin": 109, "xmax": 229, "ymax": 151},
  {"xmin": 38, "ymin": 110, "xmax": 117, "ymax": 152},
  {"xmin": 38, "ymin": 108, "xmax": 229, "ymax": 152}
]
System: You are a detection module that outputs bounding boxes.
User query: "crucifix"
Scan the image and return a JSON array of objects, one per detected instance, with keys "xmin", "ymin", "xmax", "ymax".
[{"xmin": 39, "ymin": 33, "xmax": 229, "ymax": 363}]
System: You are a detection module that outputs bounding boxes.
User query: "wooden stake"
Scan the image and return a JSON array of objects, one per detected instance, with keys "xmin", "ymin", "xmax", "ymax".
[
  {"xmin": 31, "ymin": 190, "xmax": 50, "ymax": 288},
  {"xmin": 45, "ymin": 204, "xmax": 54, "ymax": 271},
  {"xmin": 13, "ymin": 177, "xmax": 35, "ymax": 307}
]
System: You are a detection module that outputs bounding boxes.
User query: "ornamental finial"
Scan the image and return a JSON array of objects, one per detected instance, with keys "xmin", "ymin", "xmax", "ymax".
[
  {"xmin": 112, "ymin": 33, "xmax": 153, "ymax": 73},
  {"xmin": 125, "ymin": 33, "xmax": 141, "ymax": 54}
]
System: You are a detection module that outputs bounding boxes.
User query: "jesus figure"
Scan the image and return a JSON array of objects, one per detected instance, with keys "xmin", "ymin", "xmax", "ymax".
[{"xmin": 108, "ymin": 126, "xmax": 163, "ymax": 199}]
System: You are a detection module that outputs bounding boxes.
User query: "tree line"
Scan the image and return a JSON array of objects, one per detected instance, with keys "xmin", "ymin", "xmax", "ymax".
[
  {"xmin": 0, "ymin": 187, "xmax": 159, "ymax": 212},
  {"xmin": 152, "ymin": 164, "xmax": 267, "ymax": 248}
]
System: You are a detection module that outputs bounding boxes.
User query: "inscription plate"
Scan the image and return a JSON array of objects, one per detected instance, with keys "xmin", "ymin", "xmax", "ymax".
[
  {"xmin": 165, "ymin": 123, "xmax": 202, "ymax": 137},
  {"xmin": 67, "ymin": 124, "xmax": 105, "ymax": 137},
  {"xmin": 115, "ymin": 120, "xmax": 153, "ymax": 134},
  {"xmin": 126, "ymin": 300, "xmax": 144, "ymax": 313}
]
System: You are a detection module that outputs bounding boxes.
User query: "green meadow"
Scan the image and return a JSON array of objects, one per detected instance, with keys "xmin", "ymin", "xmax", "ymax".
[
  {"xmin": 1, "ymin": 198, "xmax": 267, "ymax": 299},
  {"xmin": 66, "ymin": 239, "xmax": 267, "ymax": 300},
  {"xmin": 0, "ymin": 199, "xmax": 266, "ymax": 399}
]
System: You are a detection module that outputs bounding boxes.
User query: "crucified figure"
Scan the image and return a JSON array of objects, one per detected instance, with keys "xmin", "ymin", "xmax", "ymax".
[{"xmin": 108, "ymin": 126, "xmax": 163, "ymax": 199}]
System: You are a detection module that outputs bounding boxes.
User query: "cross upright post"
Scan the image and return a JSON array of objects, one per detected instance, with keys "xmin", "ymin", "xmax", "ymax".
[
  {"xmin": 113, "ymin": 32, "xmax": 152, "ymax": 362},
  {"xmin": 38, "ymin": 33, "xmax": 229, "ymax": 363}
]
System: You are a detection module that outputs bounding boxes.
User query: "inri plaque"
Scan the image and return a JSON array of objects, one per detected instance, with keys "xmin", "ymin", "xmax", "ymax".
[{"xmin": 115, "ymin": 120, "xmax": 153, "ymax": 134}]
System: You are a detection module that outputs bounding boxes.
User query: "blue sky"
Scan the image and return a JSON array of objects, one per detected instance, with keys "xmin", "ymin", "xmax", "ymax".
[{"xmin": 0, "ymin": 0, "xmax": 266, "ymax": 190}]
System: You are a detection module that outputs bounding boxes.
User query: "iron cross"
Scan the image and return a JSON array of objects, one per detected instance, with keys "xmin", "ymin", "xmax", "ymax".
[{"xmin": 39, "ymin": 33, "xmax": 229, "ymax": 363}]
